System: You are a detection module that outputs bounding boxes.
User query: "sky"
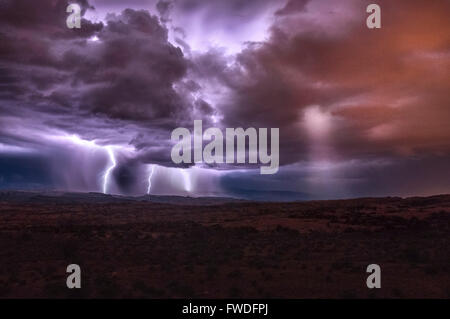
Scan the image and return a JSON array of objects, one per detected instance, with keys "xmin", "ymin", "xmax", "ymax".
[{"xmin": 0, "ymin": 0, "xmax": 449, "ymax": 200}]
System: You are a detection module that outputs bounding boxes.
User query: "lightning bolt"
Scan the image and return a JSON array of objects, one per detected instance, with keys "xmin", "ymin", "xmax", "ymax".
[
  {"xmin": 147, "ymin": 164, "xmax": 155, "ymax": 195},
  {"xmin": 102, "ymin": 146, "xmax": 116, "ymax": 194}
]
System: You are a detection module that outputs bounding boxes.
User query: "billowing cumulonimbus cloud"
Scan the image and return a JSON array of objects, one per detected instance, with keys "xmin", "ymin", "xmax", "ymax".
[
  {"xmin": 0, "ymin": 0, "xmax": 214, "ymax": 193},
  {"xmin": 0, "ymin": 0, "xmax": 210, "ymax": 162},
  {"xmin": 207, "ymin": 0, "xmax": 450, "ymax": 165}
]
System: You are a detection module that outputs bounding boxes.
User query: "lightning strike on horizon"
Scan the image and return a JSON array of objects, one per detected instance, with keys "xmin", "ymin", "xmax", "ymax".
[
  {"xmin": 103, "ymin": 146, "xmax": 116, "ymax": 194},
  {"xmin": 147, "ymin": 164, "xmax": 155, "ymax": 195}
]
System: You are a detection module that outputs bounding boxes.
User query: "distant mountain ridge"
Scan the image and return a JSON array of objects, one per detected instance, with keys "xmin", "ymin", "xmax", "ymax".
[
  {"xmin": 0, "ymin": 190, "xmax": 246, "ymax": 205},
  {"xmin": 1, "ymin": 190, "xmax": 450, "ymax": 206}
]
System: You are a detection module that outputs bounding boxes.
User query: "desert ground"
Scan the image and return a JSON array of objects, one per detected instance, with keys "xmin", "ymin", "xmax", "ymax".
[{"xmin": 0, "ymin": 192, "xmax": 449, "ymax": 298}]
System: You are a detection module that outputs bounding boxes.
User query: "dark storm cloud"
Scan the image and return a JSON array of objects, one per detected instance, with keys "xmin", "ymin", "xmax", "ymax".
[
  {"xmin": 275, "ymin": 0, "xmax": 310, "ymax": 16},
  {"xmin": 202, "ymin": 0, "xmax": 450, "ymax": 167},
  {"xmin": 156, "ymin": 0, "xmax": 173, "ymax": 22},
  {"xmin": 69, "ymin": 9, "xmax": 190, "ymax": 123},
  {"xmin": 0, "ymin": 0, "xmax": 102, "ymax": 39},
  {"xmin": 0, "ymin": 0, "xmax": 204, "ymax": 166}
]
